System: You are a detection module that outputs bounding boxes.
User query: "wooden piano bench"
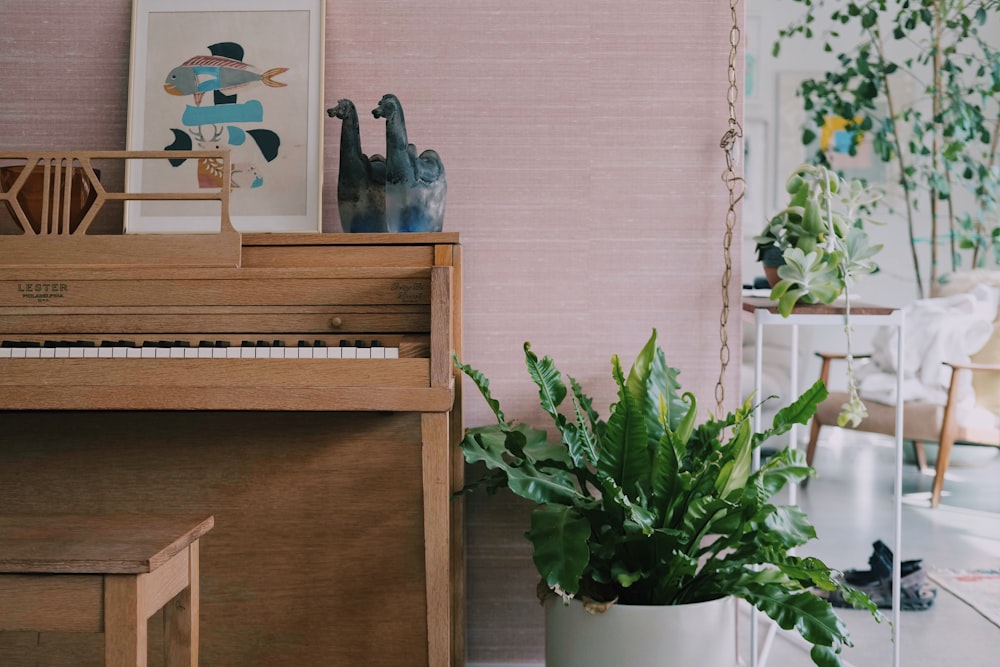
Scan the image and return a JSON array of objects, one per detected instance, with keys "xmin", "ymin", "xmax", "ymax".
[{"xmin": 0, "ymin": 514, "xmax": 214, "ymax": 667}]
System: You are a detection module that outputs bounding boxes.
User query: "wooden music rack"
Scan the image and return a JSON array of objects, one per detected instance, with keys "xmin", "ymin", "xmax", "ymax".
[{"xmin": 0, "ymin": 150, "xmax": 241, "ymax": 268}]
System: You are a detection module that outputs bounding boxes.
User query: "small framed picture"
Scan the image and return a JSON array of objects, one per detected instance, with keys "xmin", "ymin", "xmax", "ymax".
[{"xmin": 126, "ymin": 0, "xmax": 325, "ymax": 233}]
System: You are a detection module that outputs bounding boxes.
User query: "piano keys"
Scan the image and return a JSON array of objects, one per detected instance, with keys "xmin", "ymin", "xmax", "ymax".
[{"xmin": 0, "ymin": 338, "xmax": 402, "ymax": 358}]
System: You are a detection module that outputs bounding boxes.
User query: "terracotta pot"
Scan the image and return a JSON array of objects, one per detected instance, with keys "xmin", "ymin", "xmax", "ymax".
[
  {"xmin": 545, "ymin": 596, "xmax": 736, "ymax": 667},
  {"xmin": 764, "ymin": 264, "xmax": 781, "ymax": 288},
  {"xmin": 0, "ymin": 164, "xmax": 99, "ymax": 234}
]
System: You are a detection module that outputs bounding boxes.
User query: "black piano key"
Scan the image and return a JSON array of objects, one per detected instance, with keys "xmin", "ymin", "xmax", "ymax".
[
  {"xmin": 241, "ymin": 341, "xmax": 255, "ymax": 347},
  {"xmin": 118, "ymin": 340, "xmax": 136, "ymax": 347},
  {"xmin": 174, "ymin": 340, "xmax": 191, "ymax": 347},
  {"xmin": 257, "ymin": 339, "xmax": 270, "ymax": 347},
  {"xmin": 215, "ymin": 340, "xmax": 229, "ymax": 348},
  {"xmin": 298, "ymin": 340, "xmax": 309, "ymax": 347},
  {"xmin": 339, "ymin": 339, "xmax": 349, "ymax": 347},
  {"xmin": 371, "ymin": 340, "xmax": 382, "ymax": 347},
  {"xmin": 199, "ymin": 340, "xmax": 214, "ymax": 347},
  {"xmin": 272, "ymin": 339, "xmax": 284, "ymax": 347},
  {"xmin": 76, "ymin": 340, "xmax": 96, "ymax": 347},
  {"xmin": 101, "ymin": 340, "xmax": 115, "ymax": 347},
  {"xmin": 355, "ymin": 339, "xmax": 367, "ymax": 348},
  {"xmin": 314, "ymin": 339, "xmax": 326, "ymax": 347},
  {"xmin": 142, "ymin": 341, "xmax": 158, "ymax": 347}
]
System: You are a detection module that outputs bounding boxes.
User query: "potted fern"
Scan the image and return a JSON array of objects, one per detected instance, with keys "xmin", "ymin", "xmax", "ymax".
[{"xmin": 454, "ymin": 330, "xmax": 879, "ymax": 667}]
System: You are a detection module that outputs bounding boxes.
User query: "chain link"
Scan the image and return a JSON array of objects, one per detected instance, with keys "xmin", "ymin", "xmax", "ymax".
[{"xmin": 716, "ymin": 0, "xmax": 745, "ymax": 414}]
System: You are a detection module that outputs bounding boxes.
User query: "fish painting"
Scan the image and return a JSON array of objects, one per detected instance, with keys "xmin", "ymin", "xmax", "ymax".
[{"xmin": 164, "ymin": 54, "xmax": 288, "ymax": 106}]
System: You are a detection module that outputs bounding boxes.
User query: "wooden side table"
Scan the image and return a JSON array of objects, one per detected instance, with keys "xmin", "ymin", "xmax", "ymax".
[{"xmin": 0, "ymin": 514, "xmax": 214, "ymax": 666}]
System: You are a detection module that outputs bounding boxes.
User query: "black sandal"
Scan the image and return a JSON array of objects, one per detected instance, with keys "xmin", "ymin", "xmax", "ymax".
[{"xmin": 830, "ymin": 540, "xmax": 937, "ymax": 611}]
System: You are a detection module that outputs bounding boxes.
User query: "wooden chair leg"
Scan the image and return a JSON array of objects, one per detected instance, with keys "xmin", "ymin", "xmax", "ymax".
[
  {"xmin": 165, "ymin": 540, "xmax": 200, "ymax": 667},
  {"xmin": 105, "ymin": 575, "xmax": 146, "ymax": 667},
  {"xmin": 804, "ymin": 353, "xmax": 834, "ymax": 470},
  {"xmin": 806, "ymin": 418, "xmax": 822, "ymax": 468},
  {"xmin": 931, "ymin": 366, "xmax": 965, "ymax": 508},
  {"xmin": 911, "ymin": 440, "xmax": 928, "ymax": 472}
]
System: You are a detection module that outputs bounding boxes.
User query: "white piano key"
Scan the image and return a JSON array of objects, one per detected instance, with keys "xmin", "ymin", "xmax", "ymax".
[
  {"xmin": 126, "ymin": 347, "xmax": 142, "ymax": 358},
  {"xmin": 283, "ymin": 347, "xmax": 300, "ymax": 359},
  {"xmin": 370, "ymin": 346, "xmax": 386, "ymax": 359},
  {"xmin": 98, "ymin": 347, "xmax": 114, "ymax": 358},
  {"xmin": 296, "ymin": 347, "xmax": 313, "ymax": 359},
  {"xmin": 83, "ymin": 347, "xmax": 98, "ymax": 358},
  {"xmin": 169, "ymin": 347, "xmax": 187, "ymax": 358},
  {"xmin": 326, "ymin": 346, "xmax": 342, "ymax": 359},
  {"xmin": 270, "ymin": 347, "xmax": 286, "ymax": 359},
  {"xmin": 25, "ymin": 347, "xmax": 41, "ymax": 358},
  {"xmin": 140, "ymin": 347, "xmax": 157, "ymax": 359},
  {"xmin": 184, "ymin": 347, "xmax": 200, "ymax": 359},
  {"xmin": 340, "ymin": 347, "xmax": 357, "ymax": 359},
  {"xmin": 255, "ymin": 346, "xmax": 271, "ymax": 359},
  {"xmin": 225, "ymin": 347, "xmax": 241, "ymax": 358},
  {"xmin": 53, "ymin": 347, "xmax": 69, "ymax": 358},
  {"xmin": 40, "ymin": 348, "xmax": 56, "ymax": 358},
  {"xmin": 154, "ymin": 347, "xmax": 171, "ymax": 358},
  {"xmin": 386, "ymin": 347, "xmax": 400, "ymax": 359},
  {"xmin": 312, "ymin": 346, "xmax": 328, "ymax": 359},
  {"xmin": 10, "ymin": 348, "xmax": 26, "ymax": 359},
  {"xmin": 239, "ymin": 347, "xmax": 256, "ymax": 359},
  {"xmin": 211, "ymin": 347, "xmax": 228, "ymax": 359},
  {"xmin": 0, "ymin": 348, "xmax": 12, "ymax": 358},
  {"xmin": 197, "ymin": 347, "xmax": 214, "ymax": 359},
  {"xmin": 356, "ymin": 347, "xmax": 371, "ymax": 359}
]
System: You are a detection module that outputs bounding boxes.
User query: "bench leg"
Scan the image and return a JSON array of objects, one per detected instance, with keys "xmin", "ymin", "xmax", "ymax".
[
  {"xmin": 165, "ymin": 540, "xmax": 200, "ymax": 667},
  {"xmin": 105, "ymin": 575, "xmax": 146, "ymax": 667}
]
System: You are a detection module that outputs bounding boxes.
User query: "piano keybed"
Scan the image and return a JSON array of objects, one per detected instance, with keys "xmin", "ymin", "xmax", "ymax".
[{"xmin": 0, "ymin": 336, "xmax": 427, "ymax": 359}]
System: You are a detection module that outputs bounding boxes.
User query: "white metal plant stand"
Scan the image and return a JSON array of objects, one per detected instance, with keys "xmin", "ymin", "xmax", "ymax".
[{"xmin": 742, "ymin": 296, "xmax": 905, "ymax": 667}]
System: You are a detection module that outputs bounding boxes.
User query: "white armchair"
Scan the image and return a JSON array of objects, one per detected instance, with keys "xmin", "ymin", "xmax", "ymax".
[{"xmin": 806, "ymin": 272, "xmax": 1000, "ymax": 507}]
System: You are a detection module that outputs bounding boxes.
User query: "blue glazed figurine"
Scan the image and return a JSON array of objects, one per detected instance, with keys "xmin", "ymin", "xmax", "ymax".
[
  {"xmin": 327, "ymin": 99, "xmax": 387, "ymax": 233},
  {"xmin": 372, "ymin": 94, "xmax": 446, "ymax": 233}
]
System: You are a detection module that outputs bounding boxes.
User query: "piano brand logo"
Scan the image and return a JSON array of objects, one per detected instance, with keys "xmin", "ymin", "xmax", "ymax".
[
  {"xmin": 17, "ymin": 283, "xmax": 68, "ymax": 301},
  {"xmin": 391, "ymin": 282, "xmax": 425, "ymax": 304}
]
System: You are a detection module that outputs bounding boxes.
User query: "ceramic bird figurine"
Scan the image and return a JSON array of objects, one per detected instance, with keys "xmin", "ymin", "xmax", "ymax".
[
  {"xmin": 372, "ymin": 94, "xmax": 446, "ymax": 233},
  {"xmin": 327, "ymin": 99, "xmax": 387, "ymax": 233}
]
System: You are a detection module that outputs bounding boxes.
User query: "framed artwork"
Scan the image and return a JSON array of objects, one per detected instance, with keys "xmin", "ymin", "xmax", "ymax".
[{"xmin": 126, "ymin": 0, "xmax": 325, "ymax": 233}]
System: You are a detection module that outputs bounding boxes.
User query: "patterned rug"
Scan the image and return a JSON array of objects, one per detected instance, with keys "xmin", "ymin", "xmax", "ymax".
[{"xmin": 928, "ymin": 569, "xmax": 1000, "ymax": 629}]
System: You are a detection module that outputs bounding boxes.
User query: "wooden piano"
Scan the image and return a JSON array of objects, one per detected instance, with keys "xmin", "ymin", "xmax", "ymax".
[{"xmin": 0, "ymin": 152, "xmax": 464, "ymax": 666}]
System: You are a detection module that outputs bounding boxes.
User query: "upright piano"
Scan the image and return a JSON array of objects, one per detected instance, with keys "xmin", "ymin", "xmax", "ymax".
[{"xmin": 0, "ymin": 152, "xmax": 464, "ymax": 665}]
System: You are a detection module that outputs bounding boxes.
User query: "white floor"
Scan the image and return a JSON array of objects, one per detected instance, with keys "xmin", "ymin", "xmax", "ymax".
[
  {"xmin": 469, "ymin": 428, "xmax": 1000, "ymax": 667},
  {"xmin": 744, "ymin": 428, "xmax": 1000, "ymax": 666}
]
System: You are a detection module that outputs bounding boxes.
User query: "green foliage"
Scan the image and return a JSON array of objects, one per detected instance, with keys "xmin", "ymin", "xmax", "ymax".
[
  {"xmin": 775, "ymin": 0, "xmax": 1000, "ymax": 297},
  {"xmin": 454, "ymin": 331, "xmax": 880, "ymax": 667}
]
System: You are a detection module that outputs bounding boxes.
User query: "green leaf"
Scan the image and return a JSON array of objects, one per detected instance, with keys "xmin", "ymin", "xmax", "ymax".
[
  {"xmin": 527, "ymin": 505, "xmax": 592, "ymax": 595},
  {"xmin": 524, "ymin": 342, "xmax": 567, "ymax": 420},
  {"xmin": 598, "ymin": 354, "xmax": 652, "ymax": 499},
  {"xmin": 453, "ymin": 352, "xmax": 505, "ymax": 423}
]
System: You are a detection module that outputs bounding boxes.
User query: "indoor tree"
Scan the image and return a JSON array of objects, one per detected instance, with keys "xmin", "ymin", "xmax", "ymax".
[{"xmin": 774, "ymin": 0, "xmax": 1000, "ymax": 298}]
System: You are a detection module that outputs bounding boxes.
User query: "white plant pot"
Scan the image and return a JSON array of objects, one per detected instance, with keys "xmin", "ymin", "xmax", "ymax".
[{"xmin": 545, "ymin": 596, "xmax": 736, "ymax": 667}]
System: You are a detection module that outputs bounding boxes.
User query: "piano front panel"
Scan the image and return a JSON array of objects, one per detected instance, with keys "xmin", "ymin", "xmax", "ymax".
[{"xmin": 0, "ymin": 410, "xmax": 431, "ymax": 666}]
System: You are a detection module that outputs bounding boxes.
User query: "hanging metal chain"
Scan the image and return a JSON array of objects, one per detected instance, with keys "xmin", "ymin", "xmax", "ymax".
[{"xmin": 716, "ymin": 0, "xmax": 745, "ymax": 414}]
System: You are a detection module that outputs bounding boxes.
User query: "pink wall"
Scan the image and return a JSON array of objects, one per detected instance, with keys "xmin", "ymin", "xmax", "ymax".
[{"xmin": 0, "ymin": 1, "xmax": 743, "ymax": 661}]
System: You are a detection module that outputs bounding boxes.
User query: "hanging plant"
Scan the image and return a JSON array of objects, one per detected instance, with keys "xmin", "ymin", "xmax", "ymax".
[{"xmin": 754, "ymin": 163, "xmax": 884, "ymax": 426}]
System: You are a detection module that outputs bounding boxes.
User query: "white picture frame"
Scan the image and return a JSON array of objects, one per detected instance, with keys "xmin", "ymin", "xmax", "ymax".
[{"xmin": 126, "ymin": 0, "xmax": 325, "ymax": 233}]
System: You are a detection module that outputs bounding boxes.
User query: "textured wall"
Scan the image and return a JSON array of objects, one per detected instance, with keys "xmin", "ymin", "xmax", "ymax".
[{"xmin": 0, "ymin": 0, "xmax": 743, "ymax": 662}]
